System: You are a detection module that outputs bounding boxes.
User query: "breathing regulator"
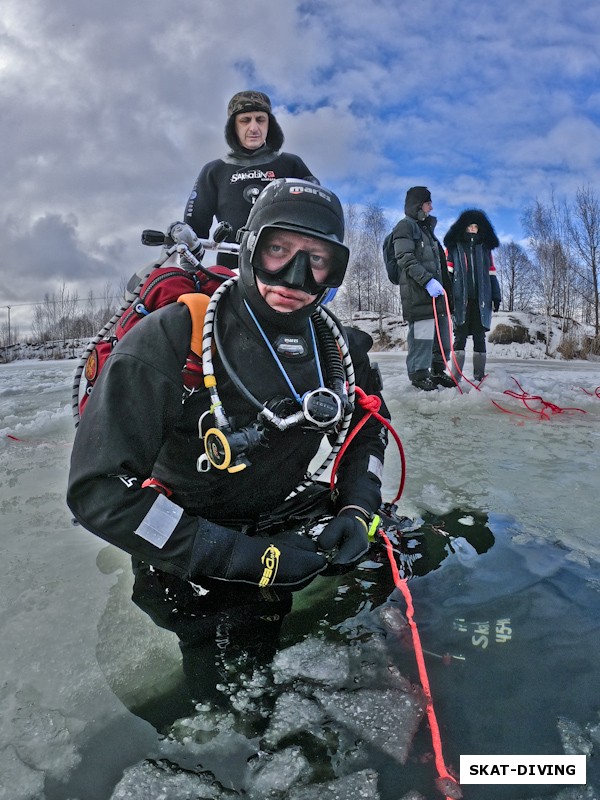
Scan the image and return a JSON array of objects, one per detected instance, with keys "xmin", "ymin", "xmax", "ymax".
[{"xmin": 196, "ymin": 278, "xmax": 355, "ymax": 474}]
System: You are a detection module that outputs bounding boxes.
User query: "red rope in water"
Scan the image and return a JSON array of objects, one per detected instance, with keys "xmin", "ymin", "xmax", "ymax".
[
  {"xmin": 330, "ymin": 389, "xmax": 460, "ymax": 798},
  {"xmin": 379, "ymin": 529, "xmax": 461, "ymax": 799}
]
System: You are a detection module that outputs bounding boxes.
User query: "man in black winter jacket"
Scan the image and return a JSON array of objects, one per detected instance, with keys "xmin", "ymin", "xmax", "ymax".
[
  {"xmin": 184, "ymin": 91, "xmax": 317, "ymax": 268},
  {"xmin": 68, "ymin": 179, "xmax": 388, "ymax": 599},
  {"xmin": 385, "ymin": 186, "xmax": 454, "ymax": 391}
]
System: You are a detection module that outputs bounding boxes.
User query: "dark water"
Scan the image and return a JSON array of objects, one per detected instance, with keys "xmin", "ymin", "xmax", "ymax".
[
  {"xmin": 385, "ymin": 512, "xmax": 600, "ymax": 799},
  {"xmin": 52, "ymin": 510, "xmax": 600, "ymax": 800}
]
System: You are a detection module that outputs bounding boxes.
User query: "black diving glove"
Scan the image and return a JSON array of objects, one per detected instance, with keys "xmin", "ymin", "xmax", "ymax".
[
  {"xmin": 190, "ymin": 518, "xmax": 327, "ymax": 588},
  {"xmin": 317, "ymin": 508, "xmax": 370, "ymax": 566}
]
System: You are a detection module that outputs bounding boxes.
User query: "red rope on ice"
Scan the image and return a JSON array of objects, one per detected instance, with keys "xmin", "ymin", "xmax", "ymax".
[
  {"xmin": 580, "ymin": 386, "xmax": 600, "ymax": 399},
  {"xmin": 491, "ymin": 377, "xmax": 587, "ymax": 420},
  {"xmin": 330, "ymin": 386, "xmax": 406, "ymax": 504},
  {"xmin": 379, "ymin": 529, "xmax": 461, "ymax": 799},
  {"xmin": 431, "ymin": 296, "xmax": 591, "ymax": 421}
]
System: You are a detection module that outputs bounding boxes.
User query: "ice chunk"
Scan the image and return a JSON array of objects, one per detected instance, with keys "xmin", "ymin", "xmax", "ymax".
[
  {"xmin": 287, "ymin": 768, "xmax": 380, "ymax": 799},
  {"xmin": 263, "ymin": 692, "xmax": 324, "ymax": 747},
  {"xmin": 370, "ymin": 603, "xmax": 408, "ymax": 634},
  {"xmin": 245, "ymin": 746, "xmax": 311, "ymax": 797},
  {"xmin": 158, "ymin": 726, "xmax": 258, "ymax": 791},
  {"xmin": 312, "ymin": 687, "xmax": 424, "ymax": 763},
  {"xmin": 109, "ymin": 759, "xmax": 223, "ymax": 799},
  {"xmin": 557, "ymin": 715, "xmax": 593, "ymax": 756},
  {"xmin": 272, "ymin": 639, "xmax": 350, "ymax": 687},
  {"xmin": 451, "ymin": 537, "xmax": 479, "ymax": 564}
]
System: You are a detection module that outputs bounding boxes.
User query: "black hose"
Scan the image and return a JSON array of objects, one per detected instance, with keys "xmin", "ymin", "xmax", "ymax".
[{"xmin": 312, "ymin": 311, "xmax": 345, "ymax": 392}]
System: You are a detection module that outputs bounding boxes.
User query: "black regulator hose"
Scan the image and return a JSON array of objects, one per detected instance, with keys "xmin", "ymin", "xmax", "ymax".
[{"xmin": 311, "ymin": 311, "xmax": 346, "ymax": 397}]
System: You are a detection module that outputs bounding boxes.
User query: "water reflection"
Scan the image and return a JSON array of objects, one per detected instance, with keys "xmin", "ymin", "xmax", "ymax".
[{"xmin": 94, "ymin": 510, "xmax": 600, "ymax": 799}]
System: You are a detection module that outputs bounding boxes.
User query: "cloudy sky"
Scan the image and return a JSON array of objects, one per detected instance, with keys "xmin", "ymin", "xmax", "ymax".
[{"xmin": 1, "ymin": 0, "xmax": 599, "ymax": 333}]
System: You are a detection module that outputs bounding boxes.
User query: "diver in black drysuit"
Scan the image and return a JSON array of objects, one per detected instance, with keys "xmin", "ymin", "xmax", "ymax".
[{"xmin": 67, "ymin": 180, "xmax": 389, "ymax": 667}]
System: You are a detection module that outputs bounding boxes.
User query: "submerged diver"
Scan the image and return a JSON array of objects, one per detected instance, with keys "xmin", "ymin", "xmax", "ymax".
[{"xmin": 67, "ymin": 179, "xmax": 388, "ymax": 598}]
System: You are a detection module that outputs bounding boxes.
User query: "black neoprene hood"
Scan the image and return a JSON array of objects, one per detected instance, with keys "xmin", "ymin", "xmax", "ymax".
[{"xmin": 237, "ymin": 179, "xmax": 349, "ymax": 329}]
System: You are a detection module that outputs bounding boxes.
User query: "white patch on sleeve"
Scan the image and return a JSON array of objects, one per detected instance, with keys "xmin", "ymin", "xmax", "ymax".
[
  {"xmin": 367, "ymin": 455, "xmax": 384, "ymax": 481},
  {"xmin": 134, "ymin": 494, "xmax": 184, "ymax": 549}
]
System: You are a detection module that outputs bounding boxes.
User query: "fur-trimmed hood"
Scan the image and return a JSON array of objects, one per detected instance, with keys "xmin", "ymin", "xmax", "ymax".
[{"xmin": 443, "ymin": 209, "xmax": 499, "ymax": 250}]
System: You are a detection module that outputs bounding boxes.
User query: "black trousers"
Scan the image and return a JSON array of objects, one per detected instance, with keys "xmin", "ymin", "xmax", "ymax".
[{"xmin": 453, "ymin": 299, "xmax": 487, "ymax": 352}]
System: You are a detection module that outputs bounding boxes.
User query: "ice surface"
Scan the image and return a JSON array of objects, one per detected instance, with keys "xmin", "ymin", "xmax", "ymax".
[
  {"xmin": 375, "ymin": 353, "xmax": 600, "ymax": 562},
  {"xmin": 0, "ymin": 745, "xmax": 44, "ymax": 800},
  {"xmin": 1, "ymin": 356, "xmax": 600, "ymax": 799}
]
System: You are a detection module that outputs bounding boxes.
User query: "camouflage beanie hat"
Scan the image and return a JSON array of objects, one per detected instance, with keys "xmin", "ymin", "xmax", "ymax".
[{"xmin": 227, "ymin": 91, "xmax": 272, "ymax": 118}]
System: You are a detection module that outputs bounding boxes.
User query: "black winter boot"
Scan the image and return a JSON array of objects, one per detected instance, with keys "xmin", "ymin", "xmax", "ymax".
[
  {"xmin": 410, "ymin": 373, "xmax": 438, "ymax": 391},
  {"xmin": 431, "ymin": 369, "xmax": 456, "ymax": 388}
]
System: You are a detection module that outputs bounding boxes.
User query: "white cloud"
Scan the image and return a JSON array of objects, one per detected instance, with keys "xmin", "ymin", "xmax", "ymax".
[{"xmin": 1, "ymin": 0, "xmax": 600, "ymax": 317}]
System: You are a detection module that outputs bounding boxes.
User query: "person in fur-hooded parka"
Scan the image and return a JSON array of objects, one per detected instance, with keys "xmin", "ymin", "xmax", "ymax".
[
  {"xmin": 443, "ymin": 209, "xmax": 501, "ymax": 381},
  {"xmin": 184, "ymin": 91, "xmax": 318, "ymax": 267}
]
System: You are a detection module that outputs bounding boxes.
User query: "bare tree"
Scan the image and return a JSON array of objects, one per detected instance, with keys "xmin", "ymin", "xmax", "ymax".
[
  {"xmin": 338, "ymin": 201, "xmax": 399, "ymax": 329},
  {"xmin": 339, "ymin": 203, "xmax": 364, "ymax": 316},
  {"xmin": 495, "ymin": 241, "xmax": 536, "ymax": 311},
  {"xmin": 568, "ymin": 185, "xmax": 600, "ymax": 335},
  {"xmin": 522, "ymin": 195, "xmax": 574, "ymax": 353},
  {"xmin": 360, "ymin": 203, "xmax": 389, "ymax": 322},
  {"xmin": 0, "ymin": 321, "xmax": 20, "ymax": 348}
]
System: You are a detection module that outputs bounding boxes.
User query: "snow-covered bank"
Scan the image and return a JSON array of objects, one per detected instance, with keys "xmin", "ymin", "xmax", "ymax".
[
  {"xmin": 2, "ymin": 310, "xmax": 599, "ymax": 364},
  {"xmin": 0, "ymin": 339, "xmax": 84, "ymax": 363},
  {"xmin": 341, "ymin": 309, "xmax": 599, "ymax": 362}
]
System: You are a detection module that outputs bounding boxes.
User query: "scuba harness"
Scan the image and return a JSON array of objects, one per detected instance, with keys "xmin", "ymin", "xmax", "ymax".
[{"xmin": 183, "ymin": 275, "xmax": 356, "ymax": 482}]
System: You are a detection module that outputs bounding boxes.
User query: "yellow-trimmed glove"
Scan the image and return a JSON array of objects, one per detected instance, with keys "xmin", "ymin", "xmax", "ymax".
[{"xmin": 191, "ymin": 519, "xmax": 326, "ymax": 588}]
